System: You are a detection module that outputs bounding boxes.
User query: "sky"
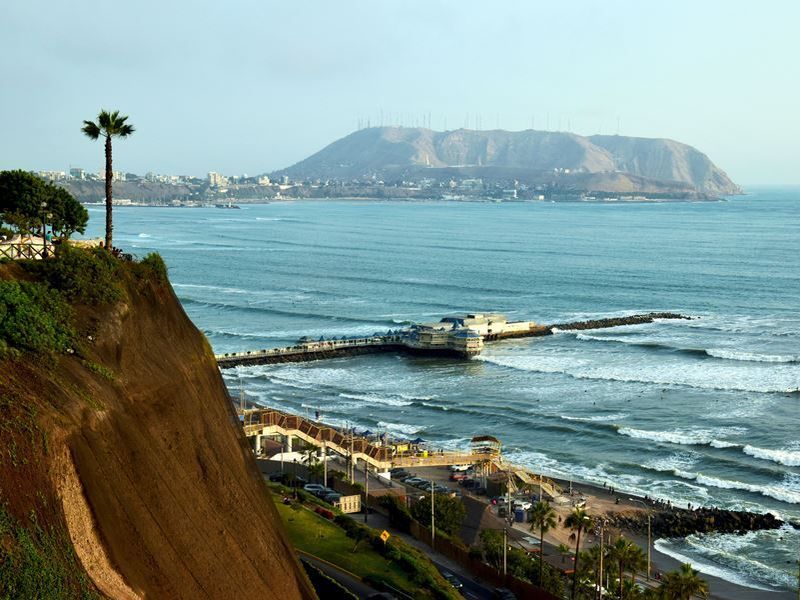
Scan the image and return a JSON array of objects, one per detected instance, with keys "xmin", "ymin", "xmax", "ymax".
[{"xmin": 1, "ymin": 0, "xmax": 798, "ymax": 185}]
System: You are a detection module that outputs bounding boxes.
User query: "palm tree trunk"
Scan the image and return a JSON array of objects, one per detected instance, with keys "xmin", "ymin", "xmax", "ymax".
[
  {"xmin": 572, "ymin": 527, "xmax": 582, "ymax": 599},
  {"xmin": 104, "ymin": 135, "xmax": 113, "ymax": 249},
  {"xmin": 619, "ymin": 559, "xmax": 624, "ymax": 600}
]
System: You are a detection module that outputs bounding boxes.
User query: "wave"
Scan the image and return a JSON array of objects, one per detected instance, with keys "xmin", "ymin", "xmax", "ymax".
[
  {"xmin": 180, "ymin": 297, "xmax": 395, "ymax": 327},
  {"xmin": 475, "ymin": 354, "xmax": 800, "ymax": 394},
  {"xmin": 618, "ymin": 427, "xmax": 800, "ymax": 469},
  {"xmin": 572, "ymin": 332, "xmax": 799, "ymax": 364},
  {"xmin": 659, "ymin": 468, "xmax": 800, "ymax": 505},
  {"xmin": 338, "ymin": 392, "xmax": 412, "ymax": 407},
  {"xmin": 137, "ymin": 233, "xmax": 151, "ymax": 238},
  {"xmin": 616, "ymin": 426, "xmax": 745, "ymax": 447},
  {"xmin": 376, "ymin": 421, "xmax": 423, "ymax": 436},
  {"xmin": 743, "ymin": 445, "xmax": 800, "ymax": 467},
  {"xmin": 560, "ymin": 413, "xmax": 629, "ymax": 423},
  {"xmin": 653, "ymin": 538, "xmax": 777, "ymax": 591},
  {"xmin": 705, "ymin": 349, "xmax": 799, "ymax": 364}
]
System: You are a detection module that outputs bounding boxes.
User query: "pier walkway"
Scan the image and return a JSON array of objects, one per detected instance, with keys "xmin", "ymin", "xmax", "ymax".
[{"xmin": 217, "ymin": 312, "xmax": 688, "ymax": 368}]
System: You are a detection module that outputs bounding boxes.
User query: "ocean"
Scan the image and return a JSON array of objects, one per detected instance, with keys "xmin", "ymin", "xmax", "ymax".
[{"xmin": 83, "ymin": 190, "xmax": 800, "ymax": 591}]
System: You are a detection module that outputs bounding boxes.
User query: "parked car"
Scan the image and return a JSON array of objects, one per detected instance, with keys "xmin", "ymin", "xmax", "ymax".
[
  {"xmin": 491, "ymin": 497, "xmax": 507, "ymax": 506},
  {"xmin": 449, "ymin": 471, "xmax": 469, "ymax": 482},
  {"xmin": 449, "ymin": 464, "xmax": 472, "ymax": 472},
  {"xmin": 322, "ymin": 492, "xmax": 342, "ymax": 504},
  {"xmin": 494, "ymin": 588, "xmax": 516, "ymax": 600},
  {"xmin": 513, "ymin": 500, "xmax": 532, "ymax": 511},
  {"xmin": 403, "ymin": 477, "xmax": 425, "ymax": 486},
  {"xmin": 303, "ymin": 483, "xmax": 326, "ymax": 494},
  {"xmin": 433, "ymin": 484, "xmax": 450, "ymax": 494},
  {"xmin": 442, "ymin": 572, "xmax": 463, "ymax": 589}
]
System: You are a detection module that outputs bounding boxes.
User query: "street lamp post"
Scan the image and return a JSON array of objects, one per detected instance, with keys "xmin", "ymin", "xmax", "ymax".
[
  {"xmin": 40, "ymin": 202, "xmax": 48, "ymax": 258},
  {"xmin": 629, "ymin": 498, "xmax": 652, "ymax": 581},
  {"xmin": 430, "ymin": 485, "xmax": 435, "ymax": 550}
]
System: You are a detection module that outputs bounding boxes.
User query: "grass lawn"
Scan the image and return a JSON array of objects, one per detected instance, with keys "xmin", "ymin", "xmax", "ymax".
[{"xmin": 274, "ymin": 498, "xmax": 425, "ymax": 598}]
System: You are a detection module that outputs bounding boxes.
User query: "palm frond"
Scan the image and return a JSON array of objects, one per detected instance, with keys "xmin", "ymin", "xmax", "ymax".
[
  {"xmin": 98, "ymin": 110, "xmax": 112, "ymax": 129},
  {"xmin": 118, "ymin": 123, "xmax": 135, "ymax": 137},
  {"xmin": 81, "ymin": 120, "xmax": 101, "ymax": 139}
]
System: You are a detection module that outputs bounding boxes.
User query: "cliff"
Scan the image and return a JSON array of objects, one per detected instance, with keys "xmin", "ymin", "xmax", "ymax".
[
  {"xmin": 0, "ymin": 249, "xmax": 315, "ymax": 599},
  {"xmin": 276, "ymin": 127, "xmax": 741, "ymax": 197}
]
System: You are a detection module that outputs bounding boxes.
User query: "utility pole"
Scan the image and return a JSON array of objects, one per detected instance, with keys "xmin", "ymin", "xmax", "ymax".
[
  {"xmin": 323, "ymin": 440, "xmax": 328, "ymax": 488},
  {"xmin": 502, "ymin": 528, "xmax": 507, "ymax": 576},
  {"xmin": 430, "ymin": 486, "xmax": 435, "ymax": 550},
  {"xmin": 597, "ymin": 520, "xmax": 607, "ymax": 599},
  {"xmin": 364, "ymin": 460, "xmax": 369, "ymax": 524}
]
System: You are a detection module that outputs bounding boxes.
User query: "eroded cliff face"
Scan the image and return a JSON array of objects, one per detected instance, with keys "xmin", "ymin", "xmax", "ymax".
[{"xmin": 0, "ymin": 261, "xmax": 315, "ymax": 599}]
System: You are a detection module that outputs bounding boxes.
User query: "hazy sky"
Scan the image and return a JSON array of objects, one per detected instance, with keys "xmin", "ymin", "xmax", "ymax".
[{"xmin": 2, "ymin": 0, "xmax": 798, "ymax": 184}]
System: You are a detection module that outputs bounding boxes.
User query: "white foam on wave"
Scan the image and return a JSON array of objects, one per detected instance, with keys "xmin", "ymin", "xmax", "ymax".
[
  {"xmin": 476, "ymin": 352, "xmax": 800, "ymax": 394},
  {"xmin": 338, "ymin": 392, "xmax": 412, "ymax": 407},
  {"xmin": 616, "ymin": 426, "xmax": 746, "ymax": 447},
  {"xmin": 654, "ymin": 538, "xmax": 778, "ymax": 591},
  {"xmin": 706, "ymin": 348, "xmax": 799, "ymax": 363},
  {"xmin": 138, "ymin": 232, "xmax": 151, "ymax": 238},
  {"xmin": 561, "ymin": 413, "xmax": 629, "ymax": 423},
  {"xmin": 743, "ymin": 444, "xmax": 800, "ymax": 467},
  {"xmin": 376, "ymin": 421, "xmax": 423, "ymax": 435}
]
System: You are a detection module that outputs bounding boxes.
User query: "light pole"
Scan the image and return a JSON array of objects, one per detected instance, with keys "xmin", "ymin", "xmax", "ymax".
[
  {"xmin": 430, "ymin": 485, "xmax": 435, "ymax": 550},
  {"xmin": 629, "ymin": 498, "xmax": 652, "ymax": 581},
  {"xmin": 597, "ymin": 519, "xmax": 608, "ymax": 600},
  {"xmin": 40, "ymin": 202, "xmax": 48, "ymax": 258},
  {"xmin": 502, "ymin": 527, "xmax": 508, "ymax": 576},
  {"xmin": 364, "ymin": 460, "xmax": 369, "ymax": 524}
]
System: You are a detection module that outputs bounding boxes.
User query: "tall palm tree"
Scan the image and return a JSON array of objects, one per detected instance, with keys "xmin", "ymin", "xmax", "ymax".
[
  {"xmin": 529, "ymin": 501, "xmax": 557, "ymax": 586},
  {"xmin": 659, "ymin": 563, "xmax": 709, "ymax": 600},
  {"xmin": 81, "ymin": 110, "xmax": 134, "ymax": 249},
  {"xmin": 564, "ymin": 506, "xmax": 593, "ymax": 599},
  {"xmin": 608, "ymin": 537, "xmax": 638, "ymax": 599}
]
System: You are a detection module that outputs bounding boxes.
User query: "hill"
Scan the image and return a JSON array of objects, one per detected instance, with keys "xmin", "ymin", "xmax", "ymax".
[
  {"xmin": 276, "ymin": 127, "xmax": 741, "ymax": 197},
  {"xmin": 0, "ymin": 248, "xmax": 315, "ymax": 599}
]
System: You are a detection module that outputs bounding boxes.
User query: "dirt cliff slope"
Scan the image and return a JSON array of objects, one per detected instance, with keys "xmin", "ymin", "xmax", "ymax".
[{"xmin": 0, "ymin": 255, "xmax": 315, "ymax": 599}]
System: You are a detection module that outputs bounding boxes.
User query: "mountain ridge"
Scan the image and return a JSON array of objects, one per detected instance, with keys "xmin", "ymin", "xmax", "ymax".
[{"xmin": 276, "ymin": 127, "xmax": 741, "ymax": 197}]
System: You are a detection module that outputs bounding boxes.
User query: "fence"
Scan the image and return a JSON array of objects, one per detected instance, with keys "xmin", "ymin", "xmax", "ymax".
[{"xmin": 0, "ymin": 242, "xmax": 48, "ymax": 261}]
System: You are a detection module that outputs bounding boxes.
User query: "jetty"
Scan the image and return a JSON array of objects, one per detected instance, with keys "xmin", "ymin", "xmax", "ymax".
[{"xmin": 216, "ymin": 311, "xmax": 689, "ymax": 368}]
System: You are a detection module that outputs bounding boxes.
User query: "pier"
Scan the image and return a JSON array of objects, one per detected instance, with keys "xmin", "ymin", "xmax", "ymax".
[{"xmin": 216, "ymin": 312, "xmax": 689, "ymax": 368}]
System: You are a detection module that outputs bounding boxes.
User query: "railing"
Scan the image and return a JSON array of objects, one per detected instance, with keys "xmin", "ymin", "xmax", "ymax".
[
  {"xmin": 0, "ymin": 243, "xmax": 48, "ymax": 261},
  {"xmin": 216, "ymin": 335, "xmax": 404, "ymax": 363}
]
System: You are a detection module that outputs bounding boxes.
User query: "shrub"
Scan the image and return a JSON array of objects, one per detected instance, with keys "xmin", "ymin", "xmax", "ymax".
[
  {"xmin": 134, "ymin": 252, "xmax": 168, "ymax": 283},
  {"xmin": 24, "ymin": 244, "xmax": 123, "ymax": 305},
  {"xmin": 0, "ymin": 280, "xmax": 73, "ymax": 354}
]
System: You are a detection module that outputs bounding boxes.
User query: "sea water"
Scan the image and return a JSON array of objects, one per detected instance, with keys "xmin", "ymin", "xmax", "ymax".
[{"xmin": 83, "ymin": 189, "xmax": 800, "ymax": 590}]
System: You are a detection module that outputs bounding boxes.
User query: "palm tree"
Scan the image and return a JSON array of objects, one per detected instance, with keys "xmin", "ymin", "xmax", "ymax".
[
  {"xmin": 558, "ymin": 543, "xmax": 571, "ymax": 564},
  {"xmin": 529, "ymin": 501, "xmax": 557, "ymax": 586},
  {"xmin": 564, "ymin": 506, "xmax": 593, "ymax": 599},
  {"xmin": 608, "ymin": 537, "xmax": 639, "ymax": 599},
  {"xmin": 659, "ymin": 563, "xmax": 709, "ymax": 600},
  {"xmin": 81, "ymin": 110, "xmax": 134, "ymax": 249}
]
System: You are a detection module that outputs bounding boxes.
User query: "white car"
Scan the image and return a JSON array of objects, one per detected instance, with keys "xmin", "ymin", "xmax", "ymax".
[
  {"xmin": 513, "ymin": 500, "xmax": 532, "ymax": 511},
  {"xmin": 450, "ymin": 464, "xmax": 472, "ymax": 472}
]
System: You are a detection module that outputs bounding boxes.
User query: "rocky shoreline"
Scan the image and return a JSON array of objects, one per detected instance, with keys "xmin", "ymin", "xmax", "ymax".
[{"xmin": 606, "ymin": 505, "xmax": 790, "ymax": 538}]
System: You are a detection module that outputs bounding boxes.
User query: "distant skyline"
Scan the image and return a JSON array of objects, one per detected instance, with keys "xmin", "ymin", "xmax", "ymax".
[{"xmin": 2, "ymin": 0, "xmax": 799, "ymax": 185}]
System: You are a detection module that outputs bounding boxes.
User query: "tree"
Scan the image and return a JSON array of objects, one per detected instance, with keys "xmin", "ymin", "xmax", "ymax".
[
  {"xmin": 564, "ymin": 506, "xmax": 592, "ymax": 599},
  {"xmin": 0, "ymin": 170, "xmax": 87, "ymax": 240},
  {"xmin": 608, "ymin": 537, "xmax": 643, "ymax": 599},
  {"xmin": 44, "ymin": 184, "xmax": 88, "ymax": 240},
  {"xmin": 81, "ymin": 110, "xmax": 134, "ymax": 249},
  {"xmin": 479, "ymin": 528, "xmax": 504, "ymax": 570},
  {"xmin": 411, "ymin": 494, "xmax": 466, "ymax": 536},
  {"xmin": 659, "ymin": 563, "xmax": 709, "ymax": 600},
  {"xmin": 0, "ymin": 170, "xmax": 46, "ymax": 235},
  {"xmin": 529, "ymin": 501, "xmax": 557, "ymax": 586},
  {"xmin": 557, "ymin": 543, "xmax": 571, "ymax": 564}
]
